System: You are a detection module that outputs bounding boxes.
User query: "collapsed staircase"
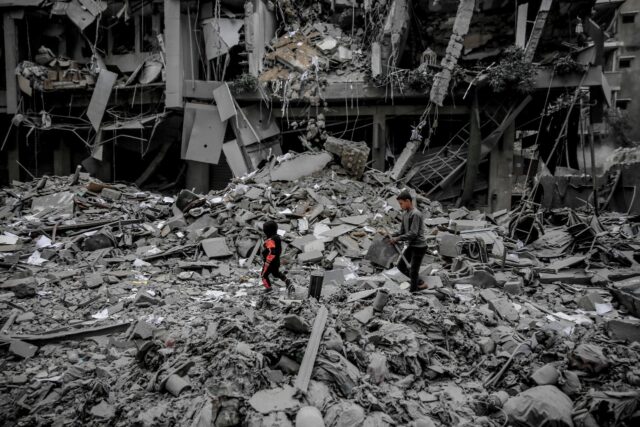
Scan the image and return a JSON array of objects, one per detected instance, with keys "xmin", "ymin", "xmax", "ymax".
[{"xmin": 404, "ymin": 96, "xmax": 531, "ymax": 198}]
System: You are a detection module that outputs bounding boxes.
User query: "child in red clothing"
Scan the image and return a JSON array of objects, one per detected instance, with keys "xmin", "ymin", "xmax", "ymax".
[{"xmin": 261, "ymin": 221, "xmax": 292, "ymax": 293}]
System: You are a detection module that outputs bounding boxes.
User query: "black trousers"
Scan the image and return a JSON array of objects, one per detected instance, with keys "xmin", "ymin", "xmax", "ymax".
[
  {"xmin": 261, "ymin": 261, "xmax": 288, "ymax": 289},
  {"xmin": 397, "ymin": 246, "xmax": 427, "ymax": 292}
]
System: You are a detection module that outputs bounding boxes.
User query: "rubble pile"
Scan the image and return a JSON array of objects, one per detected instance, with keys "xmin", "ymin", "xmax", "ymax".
[{"xmin": 1, "ymin": 151, "xmax": 640, "ymax": 426}]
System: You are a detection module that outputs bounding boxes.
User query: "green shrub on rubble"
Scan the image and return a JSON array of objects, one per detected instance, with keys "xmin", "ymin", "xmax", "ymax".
[
  {"xmin": 554, "ymin": 55, "xmax": 588, "ymax": 75},
  {"xmin": 487, "ymin": 46, "xmax": 536, "ymax": 94},
  {"xmin": 233, "ymin": 73, "xmax": 259, "ymax": 93}
]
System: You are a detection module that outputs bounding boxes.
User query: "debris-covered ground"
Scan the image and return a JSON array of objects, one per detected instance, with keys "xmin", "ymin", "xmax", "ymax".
[{"xmin": 1, "ymin": 151, "xmax": 640, "ymax": 427}]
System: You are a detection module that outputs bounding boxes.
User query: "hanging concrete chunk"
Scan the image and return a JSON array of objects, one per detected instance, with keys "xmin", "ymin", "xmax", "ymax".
[
  {"xmin": 429, "ymin": 0, "xmax": 475, "ymax": 106},
  {"xmin": 185, "ymin": 106, "xmax": 227, "ymax": 164},
  {"xmin": 212, "ymin": 82, "xmax": 237, "ymax": 122},
  {"xmin": 87, "ymin": 69, "xmax": 117, "ymax": 131}
]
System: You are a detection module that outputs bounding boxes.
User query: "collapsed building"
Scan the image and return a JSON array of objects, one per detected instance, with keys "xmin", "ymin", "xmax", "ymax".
[
  {"xmin": 2, "ymin": 1, "xmax": 640, "ymax": 426},
  {"xmin": 0, "ymin": 0, "xmax": 637, "ymax": 213}
]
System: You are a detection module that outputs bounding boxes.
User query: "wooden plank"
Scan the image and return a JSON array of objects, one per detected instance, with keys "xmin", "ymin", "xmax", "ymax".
[{"xmin": 294, "ymin": 305, "xmax": 328, "ymax": 392}]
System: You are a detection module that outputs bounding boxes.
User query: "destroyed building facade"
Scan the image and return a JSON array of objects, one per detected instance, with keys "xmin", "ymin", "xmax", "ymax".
[{"xmin": 0, "ymin": 0, "xmax": 638, "ymax": 210}]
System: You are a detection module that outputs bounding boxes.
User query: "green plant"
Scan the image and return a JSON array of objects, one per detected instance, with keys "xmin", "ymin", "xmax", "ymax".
[
  {"xmin": 486, "ymin": 46, "xmax": 536, "ymax": 94},
  {"xmin": 554, "ymin": 55, "xmax": 587, "ymax": 75},
  {"xmin": 233, "ymin": 73, "xmax": 259, "ymax": 93},
  {"xmin": 605, "ymin": 108, "xmax": 633, "ymax": 147}
]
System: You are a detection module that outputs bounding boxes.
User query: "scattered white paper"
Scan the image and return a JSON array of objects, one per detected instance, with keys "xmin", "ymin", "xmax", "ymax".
[
  {"xmin": 133, "ymin": 258, "xmax": 151, "ymax": 267},
  {"xmin": 0, "ymin": 232, "xmax": 19, "ymax": 245},
  {"xmin": 205, "ymin": 290, "xmax": 226, "ymax": 301},
  {"xmin": 92, "ymin": 309, "xmax": 109, "ymax": 320},
  {"xmin": 279, "ymin": 208, "xmax": 293, "ymax": 215},
  {"xmin": 298, "ymin": 218, "xmax": 309, "ymax": 233},
  {"xmin": 145, "ymin": 314, "xmax": 164, "ymax": 326},
  {"xmin": 26, "ymin": 250, "xmax": 47, "ymax": 266},
  {"xmin": 313, "ymin": 223, "xmax": 331, "ymax": 239},
  {"xmin": 595, "ymin": 303, "xmax": 613, "ymax": 315},
  {"xmin": 162, "ymin": 196, "xmax": 175, "ymax": 203},
  {"xmin": 277, "ymin": 229, "xmax": 286, "ymax": 237},
  {"xmin": 175, "ymin": 231, "xmax": 184, "ymax": 238},
  {"xmin": 35, "ymin": 235, "xmax": 52, "ymax": 249},
  {"xmin": 83, "ymin": 230, "xmax": 98, "ymax": 237}
]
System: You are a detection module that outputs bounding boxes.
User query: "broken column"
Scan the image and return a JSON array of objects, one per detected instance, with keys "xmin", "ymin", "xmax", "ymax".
[
  {"xmin": 324, "ymin": 136, "xmax": 370, "ymax": 178},
  {"xmin": 429, "ymin": 0, "xmax": 475, "ymax": 106}
]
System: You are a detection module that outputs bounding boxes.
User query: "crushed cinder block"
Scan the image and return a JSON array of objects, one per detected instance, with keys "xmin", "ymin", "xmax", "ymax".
[
  {"xmin": 101, "ymin": 187, "xmax": 122, "ymax": 201},
  {"xmin": 503, "ymin": 279, "xmax": 524, "ymax": 295}
]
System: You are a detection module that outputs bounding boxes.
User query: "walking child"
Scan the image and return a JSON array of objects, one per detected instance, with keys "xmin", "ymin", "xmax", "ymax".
[{"xmin": 261, "ymin": 221, "xmax": 293, "ymax": 293}]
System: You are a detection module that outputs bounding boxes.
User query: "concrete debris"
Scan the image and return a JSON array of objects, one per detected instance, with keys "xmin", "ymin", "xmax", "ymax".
[
  {"xmin": 0, "ymin": 164, "xmax": 639, "ymax": 426},
  {"xmin": 504, "ymin": 385, "xmax": 574, "ymax": 427}
]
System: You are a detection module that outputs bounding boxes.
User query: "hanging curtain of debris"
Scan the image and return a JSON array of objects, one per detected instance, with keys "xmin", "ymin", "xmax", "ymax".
[{"xmin": 6, "ymin": 0, "xmax": 168, "ymax": 163}]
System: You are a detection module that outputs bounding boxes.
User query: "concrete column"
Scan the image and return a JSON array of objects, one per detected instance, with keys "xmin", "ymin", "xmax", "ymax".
[
  {"xmin": 489, "ymin": 122, "xmax": 515, "ymax": 212},
  {"xmin": 186, "ymin": 161, "xmax": 210, "ymax": 193},
  {"xmin": 3, "ymin": 13, "xmax": 18, "ymax": 114},
  {"xmin": 164, "ymin": 0, "xmax": 183, "ymax": 108},
  {"xmin": 372, "ymin": 111, "xmax": 386, "ymax": 171},
  {"xmin": 53, "ymin": 139, "xmax": 72, "ymax": 176},
  {"xmin": 7, "ymin": 139, "xmax": 20, "ymax": 182},
  {"xmin": 461, "ymin": 92, "xmax": 481, "ymax": 206}
]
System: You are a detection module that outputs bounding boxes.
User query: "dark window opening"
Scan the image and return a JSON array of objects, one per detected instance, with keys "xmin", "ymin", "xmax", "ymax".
[
  {"xmin": 111, "ymin": 20, "xmax": 136, "ymax": 55},
  {"xmin": 622, "ymin": 14, "xmax": 636, "ymax": 24},
  {"xmin": 619, "ymin": 58, "xmax": 633, "ymax": 68},
  {"xmin": 616, "ymin": 99, "xmax": 631, "ymax": 110}
]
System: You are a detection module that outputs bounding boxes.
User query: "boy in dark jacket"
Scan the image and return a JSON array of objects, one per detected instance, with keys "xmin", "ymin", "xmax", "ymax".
[{"xmin": 261, "ymin": 221, "xmax": 293, "ymax": 293}]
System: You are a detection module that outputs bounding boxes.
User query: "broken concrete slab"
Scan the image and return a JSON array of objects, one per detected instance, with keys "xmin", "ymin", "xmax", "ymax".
[
  {"xmin": 365, "ymin": 236, "xmax": 399, "ymax": 269},
  {"xmin": 268, "ymin": 152, "xmax": 333, "ymax": 182},
  {"xmin": 248, "ymin": 385, "xmax": 299, "ymax": 414},
  {"xmin": 353, "ymin": 306, "xmax": 375, "ymax": 325},
  {"xmin": 8, "ymin": 339, "xmax": 38, "ymax": 358},
  {"xmin": 488, "ymin": 298, "xmax": 519, "ymax": 323},
  {"xmin": 606, "ymin": 318, "xmax": 640, "ymax": 343},
  {"xmin": 201, "ymin": 237, "xmax": 233, "ymax": 258},
  {"xmin": 298, "ymin": 251, "xmax": 323, "ymax": 263},
  {"xmin": 31, "ymin": 191, "xmax": 74, "ymax": 215}
]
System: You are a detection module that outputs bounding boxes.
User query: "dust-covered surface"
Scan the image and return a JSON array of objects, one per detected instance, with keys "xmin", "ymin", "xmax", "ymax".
[{"xmin": 1, "ymin": 152, "xmax": 640, "ymax": 426}]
